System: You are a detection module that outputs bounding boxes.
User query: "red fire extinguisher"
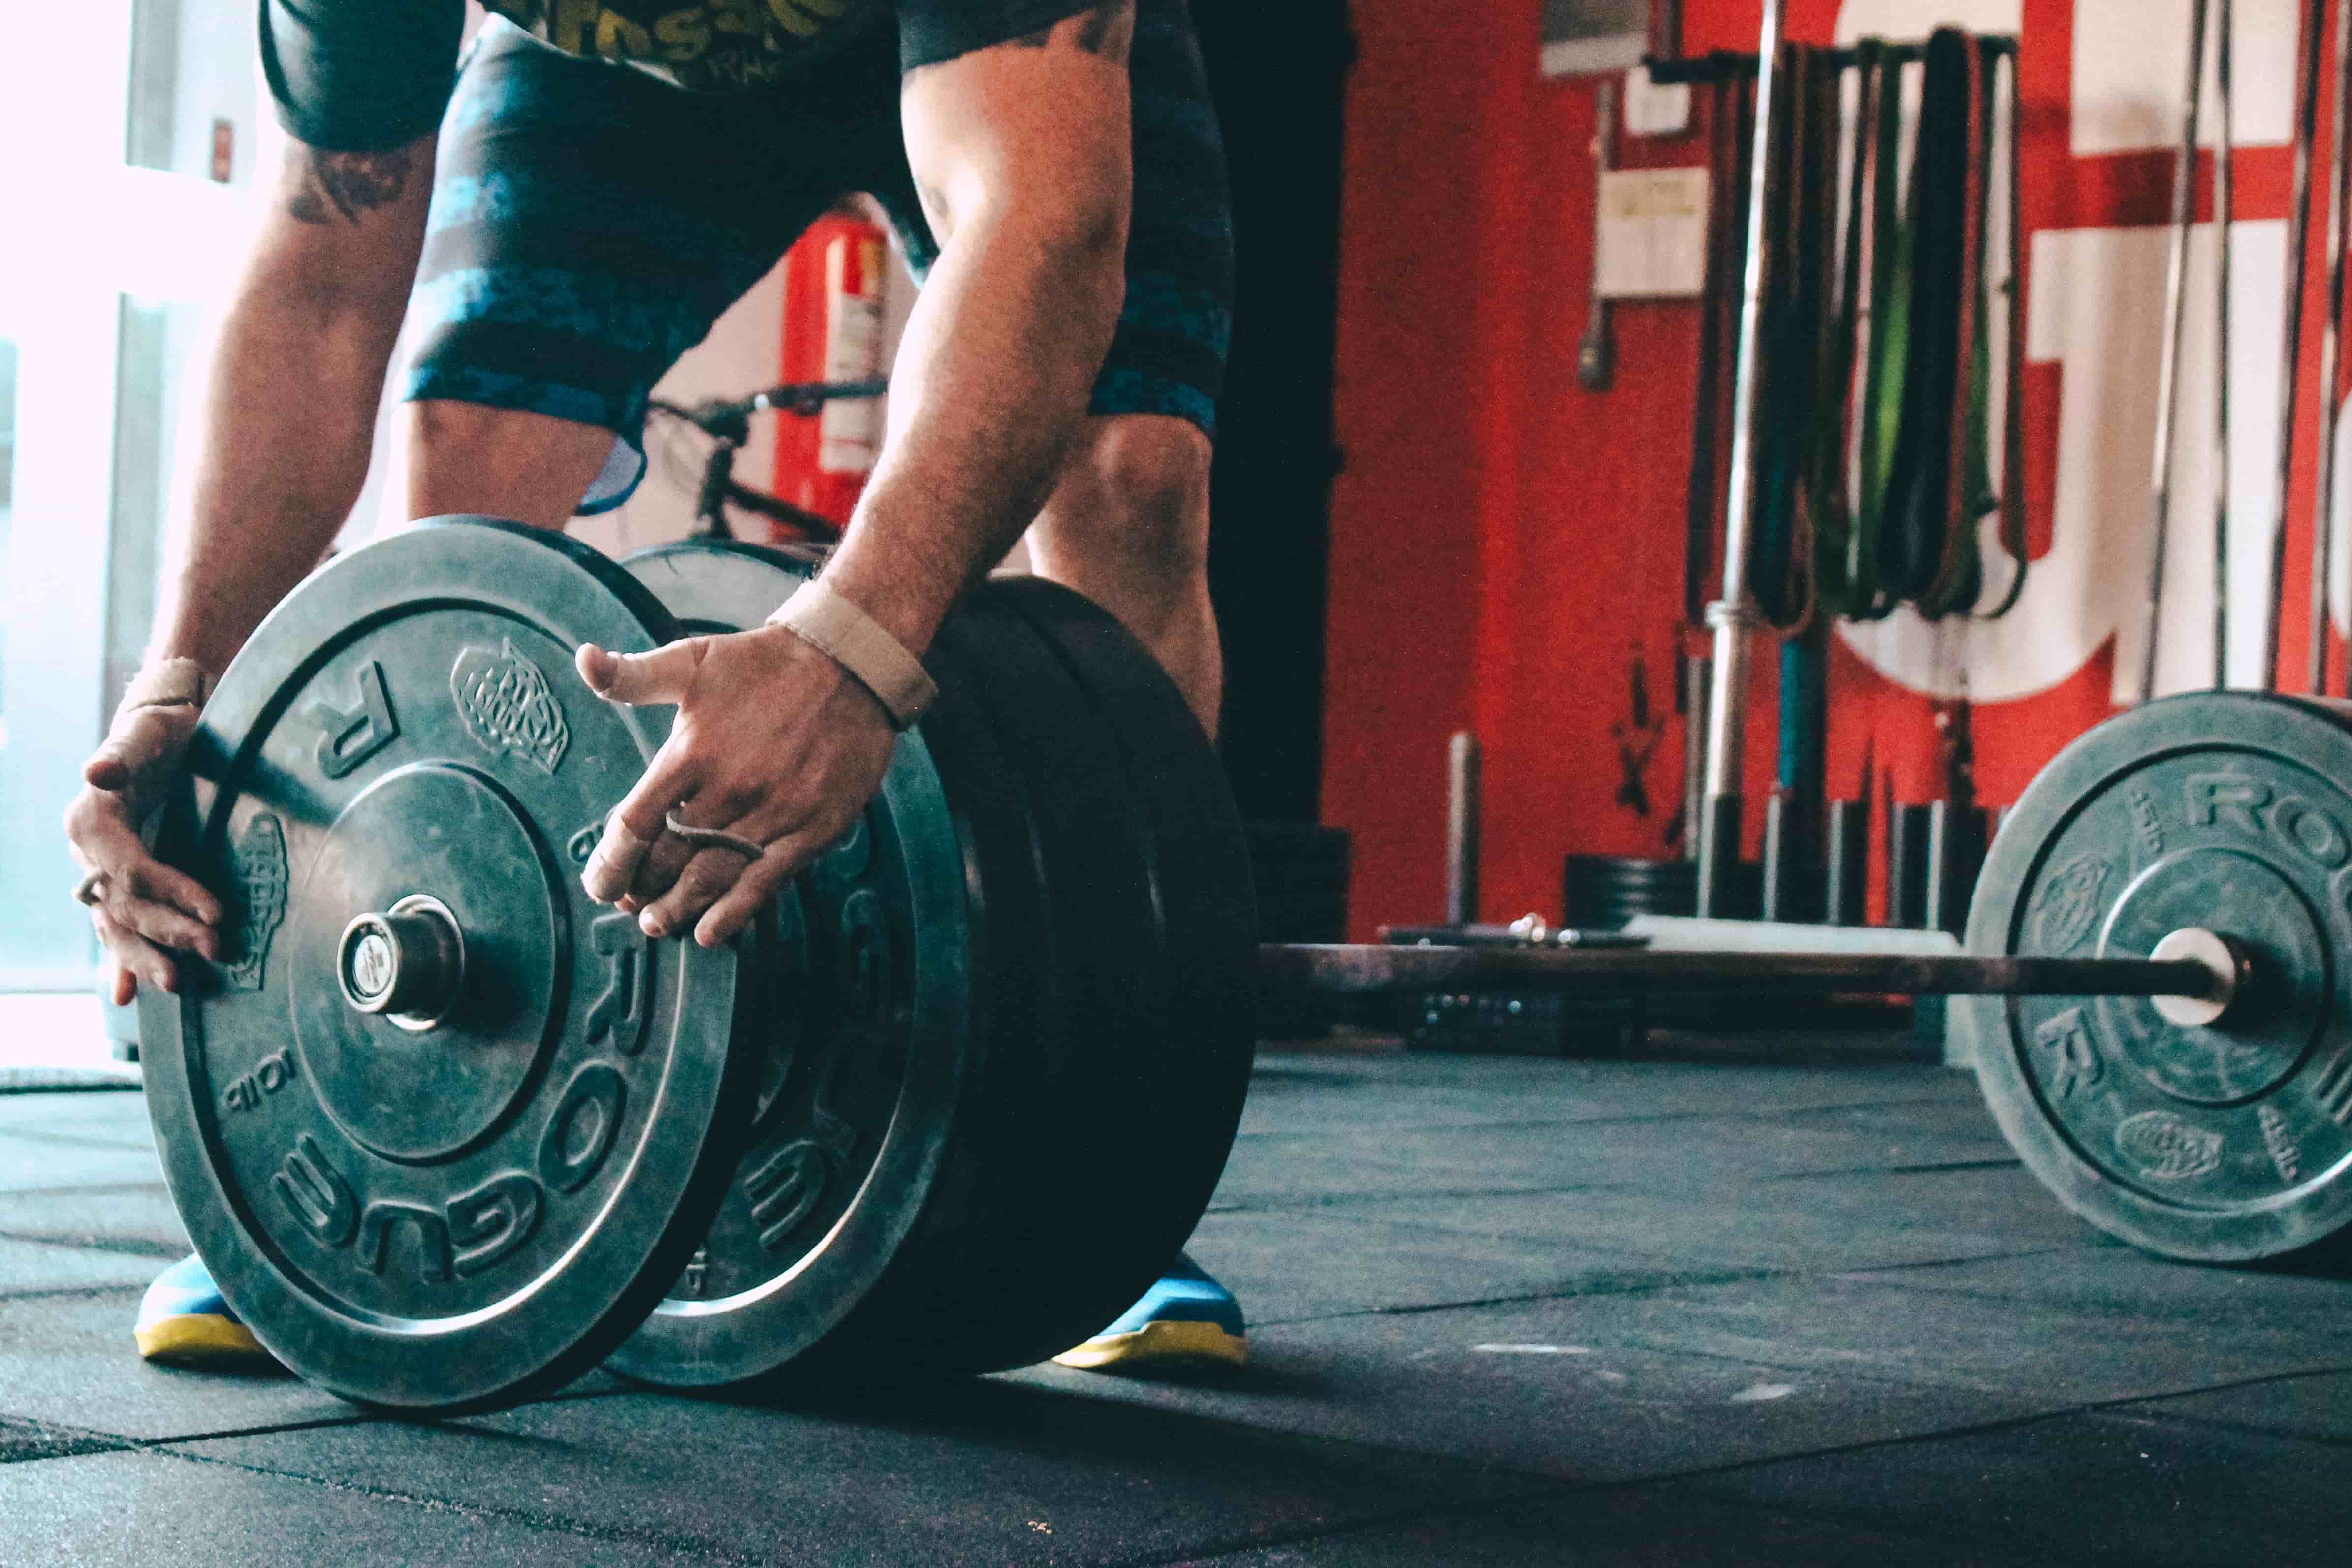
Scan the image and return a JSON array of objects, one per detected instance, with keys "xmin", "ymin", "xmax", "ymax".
[{"xmin": 771, "ymin": 209, "xmax": 890, "ymax": 534}]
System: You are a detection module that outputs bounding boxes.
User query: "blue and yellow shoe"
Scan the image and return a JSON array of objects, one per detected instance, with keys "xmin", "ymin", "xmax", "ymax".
[
  {"xmin": 133, "ymin": 1254, "xmax": 278, "ymax": 1368},
  {"xmin": 1053, "ymin": 1253, "xmax": 1246, "ymax": 1371}
]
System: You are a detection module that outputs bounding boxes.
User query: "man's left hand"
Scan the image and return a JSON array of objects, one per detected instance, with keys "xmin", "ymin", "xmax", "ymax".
[{"xmin": 574, "ymin": 624, "xmax": 898, "ymax": 946}]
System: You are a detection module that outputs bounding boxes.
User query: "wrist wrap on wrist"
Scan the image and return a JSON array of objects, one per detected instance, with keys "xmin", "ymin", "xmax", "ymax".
[
  {"xmin": 766, "ymin": 579, "xmax": 937, "ymax": 730},
  {"xmin": 122, "ymin": 658, "xmax": 212, "ymax": 716}
]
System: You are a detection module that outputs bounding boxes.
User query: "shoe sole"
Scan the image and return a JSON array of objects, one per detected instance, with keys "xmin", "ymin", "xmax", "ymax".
[
  {"xmin": 134, "ymin": 1313, "xmax": 277, "ymax": 1368},
  {"xmin": 1051, "ymin": 1318, "xmax": 1246, "ymax": 1370}
]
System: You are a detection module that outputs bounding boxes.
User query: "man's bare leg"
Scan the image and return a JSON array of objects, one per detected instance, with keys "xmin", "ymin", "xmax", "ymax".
[
  {"xmin": 1022, "ymin": 413, "xmax": 1221, "ymax": 738},
  {"xmin": 400, "ymin": 399, "xmax": 617, "ymax": 529},
  {"xmin": 1030, "ymin": 413, "xmax": 1241, "ymax": 1373}
]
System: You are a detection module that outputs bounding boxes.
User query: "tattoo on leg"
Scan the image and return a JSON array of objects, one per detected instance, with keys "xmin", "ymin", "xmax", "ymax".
[
  {"xmin": 286, "ymin": 148, "xmax": 414, "ymax": 226},
  {"xmin": 1009, "ymin": 1, "xmax": 1135, "ymax": 64}
]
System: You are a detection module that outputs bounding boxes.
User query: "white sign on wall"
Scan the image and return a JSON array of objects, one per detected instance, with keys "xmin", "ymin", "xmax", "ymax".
[{"xmin": 1596, "ymin": 167, "xmax": 1710, "ymax": 299}]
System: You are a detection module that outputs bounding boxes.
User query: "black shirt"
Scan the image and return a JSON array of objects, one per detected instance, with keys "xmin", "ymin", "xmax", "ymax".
[{"xmin": 261, "ymin": 0, "xmax": 1102, "ymax": 150}]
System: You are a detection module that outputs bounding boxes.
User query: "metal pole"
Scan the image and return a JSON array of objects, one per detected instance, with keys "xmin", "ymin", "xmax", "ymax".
[
  {"xmin": 1259, "ymin": 945, "xmax": 2221, "ymax": 1002},
  {"xmin": 1761, "ymin": 789, "xmax": 1795, "ymax": 921},
  {"xmin": 1444, "ymin": 731, "xmax": 1480, "ymax": 927},
  {"xmin": 1680, "ymin": 653, "xmax": 1710, "ymax": 863},
  {"xmin": 2213, "ymin": 0, "xmax": 2234, "ymax": 691},
  {"xmin": 1698, "ymin": 0, "xmax": 1787, "ymax": 915},
  {"xmin": 1579, "ymin": 79, "xmax": 1619, "ymax": 392},
  {"xmin": 1825, "ymin": 798, "xmax": 1870, "ymax": 926},
  {"xmin": 1888, "ymin": 801, "xmax": 1933, "ymax": 928},
  {"xmin": 2266, "ymin": 0, "xmax": 2326, "ymax": 693},
  {"xmin": 1652, "ymin": 0, "xmax": 1683, "ymax": 61},
  {"xmin": 2141, "ymin": 0, "xmax": 2210, "ymax": 705},
  {"xmin": 2315, "ymin": 0, "xmax": 2352, "ymax": 694}
]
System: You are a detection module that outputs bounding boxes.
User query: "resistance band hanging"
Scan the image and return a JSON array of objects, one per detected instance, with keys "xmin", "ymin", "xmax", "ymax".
[
  {"xmin": 1882, "ymin": 28, "xmax": 1973, "ymax": 609},
  {"xmin": 1920, "ymin": 26, "xmax": 1994, "ymax": 620},
  {"xmin": 1981, "ymin": 46, "xmax": 2032, "ymax": 619},
  {"xmin": 1790, "ymin": 29, "xmax": 2018, "ymax": 626},
  {"xmin": 1850, "ymin": 34, "xmax": 1912, "ymax": 622},
  {"xmin": 1809, "ymin": 39, "xmax": 1881, "ymax": 621},
  {"xmin": 1747, "ymin": 41, "xmax": 1823, "ymax": 634},
  {"xmin": 1665, "ymin": 34, "xmax": 2026, "ymax": 626}
]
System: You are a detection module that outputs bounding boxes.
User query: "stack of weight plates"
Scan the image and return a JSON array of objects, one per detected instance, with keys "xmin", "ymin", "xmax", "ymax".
[
  {"xmin": 1247, "ymin": 822, "xmax": 1350, "ymax": 1038},
  {"xmin": 1562, "ymin": 853, "xmax": 1762, "ymax": 928},
  {"xmin": 1563, "ymin": 854, "xmax": 1859, "ymax": 1032},
  {"xmin": 612, "ymin": 542, "xmax": 1262, "ymax": 1389},
  {"xmin": 133, "ymin": 523, "xmax": 1259, "ymax": 1414}
]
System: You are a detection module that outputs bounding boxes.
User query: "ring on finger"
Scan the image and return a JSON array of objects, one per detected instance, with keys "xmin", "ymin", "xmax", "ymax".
[
  {"xmin": 663, "ymin": 809, "xmax": 767, "ymax": 863},
  {"xmin": 73, "ymin": 871, "xmax": 107, "ymax": 907}
]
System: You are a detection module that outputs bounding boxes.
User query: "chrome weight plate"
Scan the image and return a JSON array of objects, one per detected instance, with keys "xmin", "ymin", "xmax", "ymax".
[
  {"xmin": 137, "ymin": 518, "xmax": 750, "ymax": 1412},
  {"xmin": 1963, "ymin": 692, "xmax": 2352, "ymax": 1262}
]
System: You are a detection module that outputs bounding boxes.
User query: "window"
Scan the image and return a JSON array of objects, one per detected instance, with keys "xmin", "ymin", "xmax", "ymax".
[
  {"xmin": 0, "ymin": 337, "xmax": 16, "ymax": 748},
  {"xmin": 0, "ymin": 0, "xmax": 259, "ymax": 990}
]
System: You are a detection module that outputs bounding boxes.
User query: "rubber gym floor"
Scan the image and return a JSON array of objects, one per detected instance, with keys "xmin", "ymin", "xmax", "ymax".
[{"xmin": 2, "ymin": 1030, "xmax": 2346, "ymax": 1566}]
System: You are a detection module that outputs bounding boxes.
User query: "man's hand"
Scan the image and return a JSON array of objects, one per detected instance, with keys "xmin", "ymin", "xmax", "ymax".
[
  {"xmin": 65, "ymin": 704, "xmax": 226, "ymax": 1005},
  {"xmin": 577, "ymin": 6, "xmax": 1143, "ymax": 951},
  {"xmin": 575, "ymin": 625, "xmax": 899, "ymax": 946}
]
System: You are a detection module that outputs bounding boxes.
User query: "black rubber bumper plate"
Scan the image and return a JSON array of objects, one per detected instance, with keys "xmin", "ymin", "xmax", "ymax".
[
  {"xmin": 1964, "ymin": 691, "xmax": 2352, "ymax": 1262},
  {"xmin": 611, "ymin": 540, "xmax": 977, "ymax": 1388},
  {"xmin": 609, "ymin": 544, "xmax": 1255, "ymax": 1384},
  {"xmin": 138, "ymin": 519, "xmax": 749, "ymax": 1412}
]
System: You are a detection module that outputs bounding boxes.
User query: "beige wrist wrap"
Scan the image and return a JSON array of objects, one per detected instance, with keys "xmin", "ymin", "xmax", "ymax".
[
  {"xmin": 121, "ymin": 657, "xmax": 211, "ymax": 715},
  {"xmin": 766, "ymin": 579, "xmax": 938, "ymax": 730}
]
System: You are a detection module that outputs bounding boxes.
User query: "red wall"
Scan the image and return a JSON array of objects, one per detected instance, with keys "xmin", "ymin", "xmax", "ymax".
[{"xmin": 1324, "ymin": 0, "xmax": 2338, "ymax": 937}]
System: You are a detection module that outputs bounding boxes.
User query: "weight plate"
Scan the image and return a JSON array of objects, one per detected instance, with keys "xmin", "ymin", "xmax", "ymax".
[
  {"xmin": 893, "ymin": 590, "xmax": 1177, "ymax": 1369},
  {"xmin": 1963, "ymin": 691, "xmax": 2352, "ymax": 1262},
  {"xmin": 619, "ymin": 536, "xmax": 828, "ymax": 640},
  {"xmin": 136, "ymin": 518, "xmax": 750, "ymax": 1412},
  {"xmin": 810, "ymin": 598, "xmax": 1071, "ymax": 1375},
  {"xmin": 631, "ymin": 544, "xmax": 1159, "ymax": 1376},
  {"xmin": 607, "ymin": 540, "xmax": 981, "ymax": 1387},
  {"xmin": 985, "ymin": 576, "xmax": 1257, "ymax": 1253},
  {"xmin": 608, "ymin": 546, "xmax": 1248, "ymax": 1381}
]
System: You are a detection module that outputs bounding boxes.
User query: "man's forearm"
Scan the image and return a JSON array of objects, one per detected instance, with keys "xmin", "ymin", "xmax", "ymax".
[
  {"xmin": 818, "ymin": 206, "xmax": 1126, "ymax": 655},
  {"xmin": 147, "ymin": 130, "xmax": 432, "ymax": 683},
  {"xmin": 149, "ymin": 279, "xmax": 404, "ymax": 680}
]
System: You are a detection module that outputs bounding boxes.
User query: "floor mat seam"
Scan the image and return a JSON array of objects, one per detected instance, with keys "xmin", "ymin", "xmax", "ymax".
[
  {"xmin": 145, "ymin": 1446, "xmax": 777, "ymax": 1566},
  {"xmin": 1248, "ymin": 1266, "xmax": 1792, "ymax": 1329},
  {"xmin": 1105, "ymin": 1482, "xmax": 1584, "ymax": 1568},
  {"xmin": 1208, "ymin": 1159, "xmax": 2033, "ymax": 1216},
  {"xmin": 0, "ymin": 1230, "xmax": 186, "ymax": 1261}
]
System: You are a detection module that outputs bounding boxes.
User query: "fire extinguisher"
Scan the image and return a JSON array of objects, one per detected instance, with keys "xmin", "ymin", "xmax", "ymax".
[{"xmin": 771, "ymin": 208, "xmax": 890, "ymax": 534}]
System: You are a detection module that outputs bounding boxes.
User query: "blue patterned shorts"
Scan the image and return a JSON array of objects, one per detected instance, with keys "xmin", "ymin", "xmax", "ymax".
[{"xmin": 409, "ymin": 3, "xmax": 1234, "ymax": 509}]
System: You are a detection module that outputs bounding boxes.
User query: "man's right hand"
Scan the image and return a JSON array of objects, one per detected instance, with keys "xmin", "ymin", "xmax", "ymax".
[{"xmin": 65, "ymin": 696, "xmax": 225, "ymax": 1005}]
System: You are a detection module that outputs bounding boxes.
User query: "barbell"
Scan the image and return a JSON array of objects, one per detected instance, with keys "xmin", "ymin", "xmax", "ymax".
[{"xmin": 136, "ymin": 520, "xmax": 2352, "ymax": 1416}]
